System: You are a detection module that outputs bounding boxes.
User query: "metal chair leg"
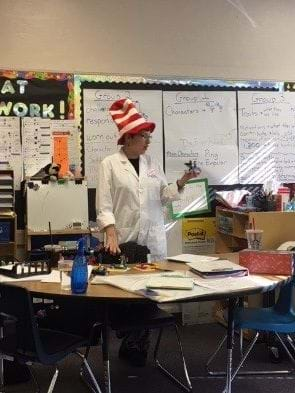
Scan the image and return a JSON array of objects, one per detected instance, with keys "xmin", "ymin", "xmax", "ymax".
[
  {"xmin": 154, "ymin": 325, "xmax": 192, "ymax": 392},
  {"xmin": 206, "ymin": 334, "xmax": 227, "ymax": 375},
  {"xmin": 27, "ymin": 364, "xmax": 41, "ymax": 393},
  {"xmin": 47, "ymin": 367, "xmax": 59, "ymax": 393},
  {"xmin": 76, "ymin": 351, "xmax": 103, "ymax": 393},
  {"xmin": 239, "ymin": 329, "xmax": 243, "ymax": 359},
  {"xmin": 0, "ymin": 357, "xmax": 4, "ymax": 392},
  {"xmin": 276, "ymin": 333, "xmax": 295, "ymax": 370}
]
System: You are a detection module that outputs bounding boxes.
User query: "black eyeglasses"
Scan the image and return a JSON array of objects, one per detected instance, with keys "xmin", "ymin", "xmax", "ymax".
[{"xmin": 140, "ymin": 133, "xmax": 152, "ymax": 140}]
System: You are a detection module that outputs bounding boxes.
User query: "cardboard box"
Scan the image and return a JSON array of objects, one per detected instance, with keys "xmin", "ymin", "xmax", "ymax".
[
  {"xmin": 182, "ymin": 301, "xmax": 215, "ymax": 325},
  {"xmin": 239, "ymin": 249, "xmax": 293, "ymax": 275}
]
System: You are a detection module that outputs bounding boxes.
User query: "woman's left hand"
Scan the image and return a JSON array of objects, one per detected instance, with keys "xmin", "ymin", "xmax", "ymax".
[{"xmin": 177, "ymin": 169, "xmax": 201, "ymax": 189}]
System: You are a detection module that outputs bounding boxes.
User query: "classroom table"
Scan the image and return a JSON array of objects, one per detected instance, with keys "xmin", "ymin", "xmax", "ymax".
[{"xmin": 10, "ymin": 254, "xmax": 290, "ymax": 393}]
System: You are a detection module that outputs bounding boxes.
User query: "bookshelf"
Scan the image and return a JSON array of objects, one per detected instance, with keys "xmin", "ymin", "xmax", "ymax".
[{"xmin": 0, "ymin": 170, "xmax": 16, "ymax": 256}]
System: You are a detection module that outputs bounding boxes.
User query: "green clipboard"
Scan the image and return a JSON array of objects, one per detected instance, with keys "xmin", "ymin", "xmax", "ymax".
[{"xmin": 170, "ymin": 178, "xmax": 211, "ymax": 220}]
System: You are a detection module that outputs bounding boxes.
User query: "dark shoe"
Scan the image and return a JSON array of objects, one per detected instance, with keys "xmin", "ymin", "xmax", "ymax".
[
  {"xmin": 118, "ymin": 330, "xmax": 150, "ymax": 367},
  {"xmin": 119, "ymin": 343, "xmax": 147, "ymax": 367}
]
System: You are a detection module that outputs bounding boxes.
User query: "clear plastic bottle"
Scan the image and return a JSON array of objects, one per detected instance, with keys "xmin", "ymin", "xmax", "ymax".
[{"xmin": 71, "ymin": 238, "xmax": 88, "ymax": 294}]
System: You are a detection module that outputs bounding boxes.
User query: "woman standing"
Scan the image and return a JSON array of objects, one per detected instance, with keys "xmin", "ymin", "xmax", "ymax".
[{"xmin": 96, "ymin": 98, "xmax": 199, "ymax": 260}]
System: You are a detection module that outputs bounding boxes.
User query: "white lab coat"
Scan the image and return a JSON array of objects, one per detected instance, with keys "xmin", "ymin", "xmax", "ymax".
[{"xmin": 96, "ymin": 148, "xmax": 181, "ymax": 258}]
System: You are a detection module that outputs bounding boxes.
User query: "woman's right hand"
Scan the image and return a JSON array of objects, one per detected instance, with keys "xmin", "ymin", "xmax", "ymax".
[{"xmin": 105, "ymin": 225, "xmax": 121, "ymax": 255}]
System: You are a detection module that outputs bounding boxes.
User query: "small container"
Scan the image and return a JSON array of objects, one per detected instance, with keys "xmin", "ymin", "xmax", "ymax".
[
  {"xmin": 277, "ymin": 187, "xmax": 290, "ymax": 211},
  {"xmin": 58, "ymin": 258, "xmax": 73, "ymax": 291},
  {"xmin": 245, "ymin": 229, "xmax": 263, "ymax": 250}
]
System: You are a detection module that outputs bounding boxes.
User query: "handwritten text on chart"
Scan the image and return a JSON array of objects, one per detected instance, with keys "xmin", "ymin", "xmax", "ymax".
[
  {"xmin": 83, "ymin": 89, "xmax": 163, "ymax": 188},
  {"xmin": 163, "ymin": 91, "xmax": 238, "ymax": 185},
  {"xmin": 238, "ymin": 91, "xmax": 295, "ymax": 183}
]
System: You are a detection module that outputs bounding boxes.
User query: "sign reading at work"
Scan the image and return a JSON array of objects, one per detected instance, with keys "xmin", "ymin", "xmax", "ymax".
[
  {"xmin": 163, "ymin": 91, "xmax": 238, "ymax": 185},
  {"xmin": 170, "ymin": 178, "xmax": 210, "ymax": 219},
  {"xmin": 83, "ymin": 89, "xmax": 163, "ymax": 188},
  {"xmin": 239, "ymin": 91, "xmax": 295, "ymax": 184}
]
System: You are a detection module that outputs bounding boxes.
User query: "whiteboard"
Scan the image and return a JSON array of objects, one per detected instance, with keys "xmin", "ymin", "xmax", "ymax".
[
  {"xmin": 163, "ymin": 91, "xmax": 238, "ymax": 185},
  {"xmin": 27, "ymin": 181, "xmax": 89, "ymax": 231},
  {"xmin": 238, "ymin": 91, "xmax": 295, "ymax": 184},
  {"xmin": 83, "ymin": 89, "xmax": 164, "ymax": 188}
]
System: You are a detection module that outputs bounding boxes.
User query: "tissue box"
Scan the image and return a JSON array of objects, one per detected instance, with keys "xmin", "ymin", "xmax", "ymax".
[{"xmin": 239, "ymin": 249, "xmax": 293, "ymax": 275}]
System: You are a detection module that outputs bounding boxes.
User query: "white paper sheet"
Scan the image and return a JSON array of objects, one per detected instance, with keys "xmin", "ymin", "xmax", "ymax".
[{"xmin": 167, "ymin": 254, "xmax": 219, "ymax": 263}]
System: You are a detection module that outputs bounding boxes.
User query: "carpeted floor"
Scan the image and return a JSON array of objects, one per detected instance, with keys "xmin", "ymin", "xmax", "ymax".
[{"xmin": 3, "ymin": 322, "xmax": 295, "ymax": 393}]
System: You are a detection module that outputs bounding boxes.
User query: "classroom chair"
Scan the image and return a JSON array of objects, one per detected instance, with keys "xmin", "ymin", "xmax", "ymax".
[
  {"xmin": 109, "ymin": 304, "xmax": 192, "ymax": 392},
  {"xmin": 206, "ymin": 277, "xmax": 295, "ymax": 391},
  {"xmin": 0, "ymin": 283, "xmax": 102, "ymax": 393}
]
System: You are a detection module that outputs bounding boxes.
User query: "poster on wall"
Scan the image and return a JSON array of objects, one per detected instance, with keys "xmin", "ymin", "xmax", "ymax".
[
  {"xmin": 238, "ymin": 91, "xmax": 295, "ymax": 183},
  {"xmin": 163, "ymin": 91, "xmax": 238, "ymax": 185},
  {"xmin": 182, "ymin": 217, "xmax": 216, "ymax": 254},
  {"xmin": 0, "ymin": 117, "xmax": 22, "ymax": 188},
  {"xmin": 0, "ymin": 71, "xmax": 79, "ymax": 186},
  {"xmin": 22, "ymin": 118, "xmax": 80, "ymax": 178},
  {"xmin": 82, "ymin": 88, "xmax": 163, "ymax": 188}
]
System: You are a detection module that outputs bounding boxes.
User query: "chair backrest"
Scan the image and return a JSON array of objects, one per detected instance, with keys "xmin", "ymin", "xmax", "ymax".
[
  {"xmin": 273, "ymin": 277, "xmax": 295, "ymax": 315},
  {"xmin": 0, "ymin": 283, "xmax": 42, "ymax": 360}
]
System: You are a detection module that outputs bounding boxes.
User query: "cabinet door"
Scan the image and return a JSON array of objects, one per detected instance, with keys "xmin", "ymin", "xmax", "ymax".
[{"xmin": 0, "ymin": 216, "xmax": 16, "ymax": 256}]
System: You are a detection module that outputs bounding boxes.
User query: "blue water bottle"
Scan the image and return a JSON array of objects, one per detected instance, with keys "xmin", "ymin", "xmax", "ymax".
[{"xmin": 71, "ymin": 238, "xmax": 88, "ymax": 294}]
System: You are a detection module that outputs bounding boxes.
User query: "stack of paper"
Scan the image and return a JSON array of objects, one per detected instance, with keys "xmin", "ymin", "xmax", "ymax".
[
  {"xmin": 167, "ymin": 254, "xmax": 219, "ymax": 263},
  {"xmin": 187, "ymin": 259, "xmax": 248, "ymax": 278},
  {"xmin": 146, "ymin": 276, "xmax": 194, "ymax": 290}
]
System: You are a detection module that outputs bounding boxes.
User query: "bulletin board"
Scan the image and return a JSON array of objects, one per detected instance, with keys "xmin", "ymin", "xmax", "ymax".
[
  {"xmin": 26, "ymin": 180, "xmax": 89, "ymax": 231},
  {"xmin": 79, "ymin": 78, "xmax": 279, "ymax": 190}
]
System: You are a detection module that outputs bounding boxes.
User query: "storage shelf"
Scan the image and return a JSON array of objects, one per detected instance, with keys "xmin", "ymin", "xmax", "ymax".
[
  {"xmin": 0, "ymin": 170, "xmax": 16, "ymax": 257},
  {"xmin": 27, "ymin": 229, "xmax": 90, "ymax": 236},
  {"xmin": 26, "ymin": 228, "xmax": 91, "ymax": 251},
  {"xmin": 215, "ymin": 207, "xmax": 295, "ymax": 252}
]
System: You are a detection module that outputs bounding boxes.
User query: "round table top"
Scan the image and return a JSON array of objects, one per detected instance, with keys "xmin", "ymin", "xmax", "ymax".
[{"xmin": 11, "ymin": 254, "xmax": 289, "ymax": 303}]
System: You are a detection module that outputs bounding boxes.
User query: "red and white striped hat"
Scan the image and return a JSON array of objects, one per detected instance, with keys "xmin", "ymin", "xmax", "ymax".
[{"xmin": 109, "ymin": 98, "xmax": 155, "ymax": 145}]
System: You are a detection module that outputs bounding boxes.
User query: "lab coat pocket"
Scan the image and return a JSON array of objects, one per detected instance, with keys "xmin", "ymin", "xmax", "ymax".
[
  {"xmin": 147, "ymin": 224, "xmax": 167, "ymax": 259},
  {"xmin": 146, "ymin": 175, "xmax": 161, "ymax": 201}
]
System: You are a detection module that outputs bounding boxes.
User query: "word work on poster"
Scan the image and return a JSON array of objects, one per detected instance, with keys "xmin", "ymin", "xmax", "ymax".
[{"xmin": 22, "ymin": 118, "xmax": 80, "ymax": 180}]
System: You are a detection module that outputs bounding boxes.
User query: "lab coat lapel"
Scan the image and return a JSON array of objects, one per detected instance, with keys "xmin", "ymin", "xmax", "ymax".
[
  {"xmin": 139, "ymin": 155, "xmax": 147, "ymax": 181},
  {"xmin": 119, "ymin": 148, "xmax": 139, "ymax": 180}
]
